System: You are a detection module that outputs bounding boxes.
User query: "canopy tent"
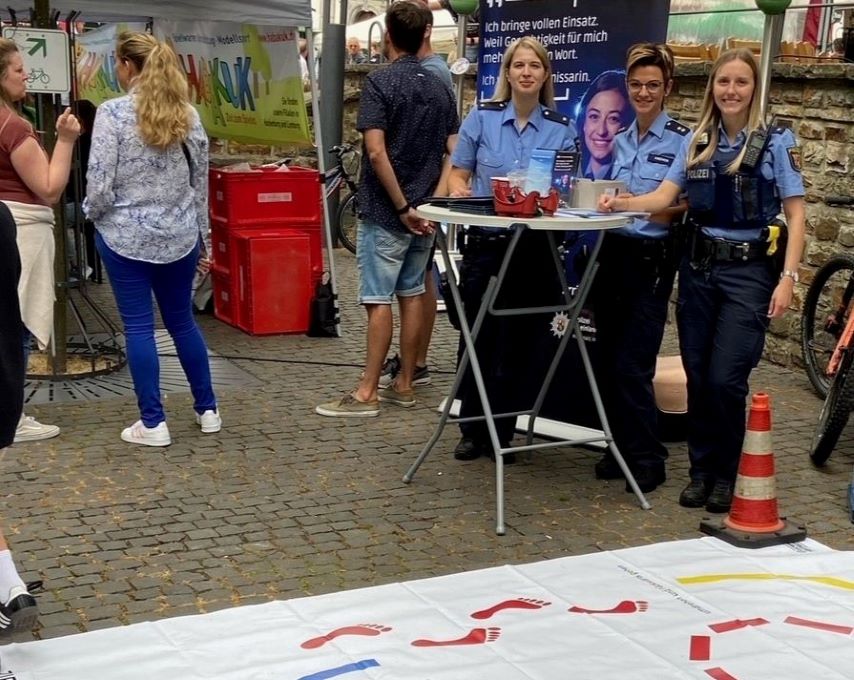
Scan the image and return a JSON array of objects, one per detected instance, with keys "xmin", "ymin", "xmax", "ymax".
[
  {"xmin": 315, "ymin": 8, "xmax": 459, "ymax": 55},
  {"xmin": 0, "ymin": 0, "xmax": 346, "ymax": 336},
  {"xmin": 0, "ymin": 0, "xmax": 310, "ymax": 25}
]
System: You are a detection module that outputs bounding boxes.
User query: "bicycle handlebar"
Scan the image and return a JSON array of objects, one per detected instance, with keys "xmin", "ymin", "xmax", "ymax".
[
  {"xmin": 329, "ymin": 144, "xmax": 354, "ymax": 157},
  {"xmin": 825, "ymin": 196, "xmax": 854, "ymax": 207}
]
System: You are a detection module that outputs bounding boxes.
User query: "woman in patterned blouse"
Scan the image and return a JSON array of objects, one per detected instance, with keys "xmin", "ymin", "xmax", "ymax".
[{"xmin": 84, "ymin": 32, "xmax": 220, "ymax": 447}]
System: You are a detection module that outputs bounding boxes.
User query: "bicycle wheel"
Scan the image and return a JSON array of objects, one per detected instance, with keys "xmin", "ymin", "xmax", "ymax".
[
  {"xmin": 811, "ymin": 348, "xmax": 854, "ymax": 466},
  {"xmin": 801, "ymin": 254, "xmax": 854, "ymax": 398},
  {"xmin": 336, "ymin": 192, "xmax": 358, "ymax": 255}
]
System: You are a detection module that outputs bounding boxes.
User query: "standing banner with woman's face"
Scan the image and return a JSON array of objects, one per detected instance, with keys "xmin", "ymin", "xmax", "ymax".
[
  {"xmin": 476, "ymin": 0, "xmax": 673, "ymax": 429},
  {"xmin": 478, "ymin": 0, "xmax": 671, "ymax": 179}
]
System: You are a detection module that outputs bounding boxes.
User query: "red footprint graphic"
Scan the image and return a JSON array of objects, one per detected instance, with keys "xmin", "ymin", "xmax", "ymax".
[
  {"xmin": 411, "ymin": 627, "xmax": 501, "ymax": 647},
  {"xmin": 568, "ymin": 600, "xmax": 649, "ymax": 614},
  {"xmin": 301, "ymin": 623, "xmax": 392, "ymax": 649},
  {"xmin": 471, "ymin": 597, "xmax": 552, "ymax": 620}
]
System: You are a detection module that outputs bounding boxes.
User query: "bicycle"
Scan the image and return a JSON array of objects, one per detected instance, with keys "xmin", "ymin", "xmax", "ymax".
[
  {"xmin": 800, "ymin": 195, "xmax": 854, "ymax": 465},
  {"xmin": 324, "ymin": 144, "xmax": 361, "ymax": 255}
]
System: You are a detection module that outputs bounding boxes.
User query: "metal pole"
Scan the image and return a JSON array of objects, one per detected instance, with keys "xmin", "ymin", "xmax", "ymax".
[
  {"xmin": 454, "ymin": 15, "xmax": 467, "ymax": 119},
  {"xmin": 33, "ymin": 0, "xmax": 67, "ymax": 374},
  {"xmin": 307, "ymin": 27, "xmax": 342, "ymax": 337},
  {"xmin": 818, "ymin": 0, "xmax": 835, "ymax": 53},
  {"xmin": 755, "ymin": 0, "xmax": 793, "ymax": 121}
]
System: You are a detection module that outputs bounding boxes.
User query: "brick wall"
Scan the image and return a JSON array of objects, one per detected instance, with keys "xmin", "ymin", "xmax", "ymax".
[
  {"xmin": 668, "ymin": 63, "xmax": 854, "ymax": 367},
  {"xmin": 339, "ymin": 62, "xmax": 854, "ymax": 368}
]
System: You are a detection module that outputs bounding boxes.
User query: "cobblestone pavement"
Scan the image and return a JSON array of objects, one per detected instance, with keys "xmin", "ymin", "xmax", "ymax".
[{"xmin": 4, "ymin": 249, "xmax": 853, "ymax": 642}]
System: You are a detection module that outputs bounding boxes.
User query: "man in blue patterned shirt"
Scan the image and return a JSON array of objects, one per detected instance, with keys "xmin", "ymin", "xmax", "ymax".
[{"xmin": 316, "ymin": 0, "xmax": 458, "ymax": 417}]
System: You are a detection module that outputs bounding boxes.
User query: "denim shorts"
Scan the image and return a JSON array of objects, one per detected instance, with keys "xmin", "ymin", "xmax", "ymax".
[{"xmin": 357, "ymin": 221, "xmax": 434, "ymax": 304}]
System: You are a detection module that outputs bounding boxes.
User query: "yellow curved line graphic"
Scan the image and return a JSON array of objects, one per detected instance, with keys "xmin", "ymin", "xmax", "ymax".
[{"xmin": 676, "ymin": 573, "xmax": 854, "ymax": 591}]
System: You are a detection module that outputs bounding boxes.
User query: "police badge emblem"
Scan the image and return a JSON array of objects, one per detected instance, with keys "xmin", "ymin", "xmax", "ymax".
[{"xmin": 788, "ymin": 146, "xmax": 802, "ymax": 172}]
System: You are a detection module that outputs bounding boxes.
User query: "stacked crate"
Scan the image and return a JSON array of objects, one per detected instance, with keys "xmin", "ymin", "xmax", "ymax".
[{"xmin": 209, "ymin": 166, "xmax": 322, "ymax": 334}]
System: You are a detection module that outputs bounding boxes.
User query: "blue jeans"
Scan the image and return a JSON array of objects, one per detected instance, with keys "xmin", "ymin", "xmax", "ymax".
[{"xmin": 96, "ymin": 233, "xmax": 216, "ymax": 427}]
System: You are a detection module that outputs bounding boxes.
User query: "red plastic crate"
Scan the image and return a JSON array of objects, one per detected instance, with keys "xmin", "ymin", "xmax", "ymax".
[
  {"xmin": 234, "ymin": 231, "xmax": 312, "ymax": 335},
  {"xmin": 211, "ymin": 266, "xmax": 239, "ymax": 327},
  {"xmin": 211, "ymin": 221, "xmax": 323, "ymax": 284},
  {"xmin": 210, "ymin": 221, "xmax": 237, "ymax": 275},
  {"xmin": 209, "ymin": 166, "xmax": 321, "ymax": 226}
]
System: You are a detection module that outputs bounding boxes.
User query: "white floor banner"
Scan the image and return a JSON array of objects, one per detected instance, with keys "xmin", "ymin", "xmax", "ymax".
[{"xmin": 2, "ymin": 538, "xmax": 853, "ymax": 679}]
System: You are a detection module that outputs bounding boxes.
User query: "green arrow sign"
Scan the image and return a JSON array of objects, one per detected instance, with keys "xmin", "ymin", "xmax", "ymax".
[{"xmin": 26, "ymin": 37, "xmax": 46, "ymax": 57}]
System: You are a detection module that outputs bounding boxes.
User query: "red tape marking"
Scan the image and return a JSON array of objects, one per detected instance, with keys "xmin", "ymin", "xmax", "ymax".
[
  {"xmin": 705, "ymin": 667, "xmax": 739, "ymax": 680},
  {"xmin": 708, "ymin": 617, "xmax": 770, "ymax": 634},
  {"xmin": 690, "ymin": 635, "xmax": 711, "ymax": 661},
  {"xmin": 784, "ymin": 616, "xmax": 854, "ymax": 635}
]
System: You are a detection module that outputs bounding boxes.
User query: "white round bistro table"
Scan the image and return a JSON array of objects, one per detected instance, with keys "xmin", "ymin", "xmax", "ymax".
[{"xmin": 402, "ymin": 204, "xmax": 649, "ymax": 535}]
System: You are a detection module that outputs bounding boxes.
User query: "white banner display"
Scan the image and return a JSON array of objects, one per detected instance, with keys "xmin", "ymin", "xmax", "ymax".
[
  {"xmin": 2, "ymin": 538, "xmax": 853, "ymax": 679},
  {"xmin": 155, "ymin": 21, "xmax": 311, "ymax": 145}
]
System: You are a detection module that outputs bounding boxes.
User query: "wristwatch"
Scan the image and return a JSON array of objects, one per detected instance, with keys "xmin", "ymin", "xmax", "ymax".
[{"xmin": 780, "ymin": 269, "xmax": 799, "ymax": 283}]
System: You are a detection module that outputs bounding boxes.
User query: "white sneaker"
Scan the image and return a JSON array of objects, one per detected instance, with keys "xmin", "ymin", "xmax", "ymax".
[
  {"xmin": 0, "ymin": 584, "xmax": 37, "ymax": 635},
  {"xmin": 120, "ymin": 421, "xmax": 171, "ymax": 447},
  {"xmin": 14, "ymin": 415, "xmax": 60, "ymax": 443},
  {"xmin": 195, "ymin": 409, "xmax": 222, "ymax": 433}
]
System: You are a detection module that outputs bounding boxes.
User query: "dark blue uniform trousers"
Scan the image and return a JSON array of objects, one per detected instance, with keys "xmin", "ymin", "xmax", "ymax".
[
  {"xmin": 0, "ymin": 203, "xmax": 24, "ymax": 448},
  {"xmin": 676, "ymin": 257, "xmax": 775, "ymax": 484},
  {"xmin": 456, "ymin": 230, "xmax": 561, "ymax": 446},
  {"xmin": 594, "ymin": 235, "xmax": 675, "ymax": 470}
]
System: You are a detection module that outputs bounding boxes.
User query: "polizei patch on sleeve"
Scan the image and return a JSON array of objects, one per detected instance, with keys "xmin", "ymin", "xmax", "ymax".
[{"xmin": 788, "ymin": 146, "xmax": 802, "ymax": 172}]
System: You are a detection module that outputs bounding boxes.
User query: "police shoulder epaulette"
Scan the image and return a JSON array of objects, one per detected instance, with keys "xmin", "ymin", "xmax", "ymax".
[
  {"xmin": 542, "ymin": 107, "xmax": 570, "ymax": 126},
  {"xmin": 665, "ymin": 119, "xmax": 690, "ymax": 136},
  {"xmin": 478, "ymin": 100, "xmax": 508, "ymax": 111}
]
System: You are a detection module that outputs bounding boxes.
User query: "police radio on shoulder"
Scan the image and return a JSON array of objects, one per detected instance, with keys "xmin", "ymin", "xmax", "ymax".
[{"xmin": 740, "ymin": 127, "xmax": 770, "ymax": 172}]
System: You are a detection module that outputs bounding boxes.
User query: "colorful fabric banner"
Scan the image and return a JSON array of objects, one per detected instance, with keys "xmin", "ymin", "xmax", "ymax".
[
  {"xmin": 76, "ymin": 22, "xmax": 310, "ymax": 146},
  {"xmin": 75, "ymin": 23, "xmax": 147, "ymax": 105},
  {"xmin": 154, "ymin": 21, "xmax": 311, "ymax": 145}
]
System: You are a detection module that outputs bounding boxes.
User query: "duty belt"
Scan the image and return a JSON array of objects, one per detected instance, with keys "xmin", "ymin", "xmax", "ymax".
[
  {"xmin": 463, "ymin": 230, "xmax": 513, "ymax": 251},
  {"xmin": 606, "ymin": 233, "xmax": 669, "ymax": 260},
  {"xmin": 691, "ymin": 234, "xmax": 767, "ymax": 263}
]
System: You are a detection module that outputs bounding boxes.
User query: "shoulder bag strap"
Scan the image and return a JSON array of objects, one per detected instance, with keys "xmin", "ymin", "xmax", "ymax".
[{"xmin": 181, "ymin": 141, "xmax": 194, "ymax": 187}]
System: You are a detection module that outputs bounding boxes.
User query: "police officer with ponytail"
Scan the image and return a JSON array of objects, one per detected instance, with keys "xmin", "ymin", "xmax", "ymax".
[{"xmin": 599, "ymin": 48, "xmax": 805, "ymax": 514}]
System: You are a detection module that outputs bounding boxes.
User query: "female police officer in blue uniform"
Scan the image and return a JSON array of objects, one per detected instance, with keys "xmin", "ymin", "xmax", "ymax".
[
  {"xmin": 599, "ymin": 48, "xmax": 805, "ymax": 513},
  {"xmin": 447, "ymin": 36, "xmax": 577, "ymax": 461},
  {"xmin": 593, "ymin": 43, "xmax": 688, "ymax": 494}
]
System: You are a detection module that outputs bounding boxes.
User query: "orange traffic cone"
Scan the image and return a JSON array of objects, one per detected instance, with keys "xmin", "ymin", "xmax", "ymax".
[{"xmin": 700, "ymin": 393, "xmax": 807, "ymax": 548}]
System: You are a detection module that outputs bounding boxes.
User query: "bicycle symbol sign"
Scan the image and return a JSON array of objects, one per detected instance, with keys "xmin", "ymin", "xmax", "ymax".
[
  {"xmin": 1, "ymin": 27, "xmax": 69, "ymax": 94},
  {"xmin": 26, "ymin": 68, "xmax": 51, "ymax": 85}
]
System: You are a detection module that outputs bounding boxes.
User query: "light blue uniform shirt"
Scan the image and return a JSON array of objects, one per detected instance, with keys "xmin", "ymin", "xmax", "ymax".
[
  {"xmin": 611, "ymin": 111, "xmax": 690, "ymax": 239},
  {"xmin": 420, "ymin": 53, "xmax": 454, "ymax": 96},
  {"xmin": 451, "ymin": 100, "xmax": 578, "ymax": 197},
  {"xmin": 84, "ymin": 93, "xmax": 209, "ymax": 264},
  {"xmin": 583, "ymin": 159, "xmax": 612, "ymax": 181},
  {"xmin": 665, "ymin": 124, "xmax": 804, "ymax": 241}
]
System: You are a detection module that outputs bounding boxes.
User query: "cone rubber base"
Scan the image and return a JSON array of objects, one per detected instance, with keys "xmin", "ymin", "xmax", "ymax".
[{"xmin": 700, "ymin": 516, "xmax": 807, "ymax": 549}]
